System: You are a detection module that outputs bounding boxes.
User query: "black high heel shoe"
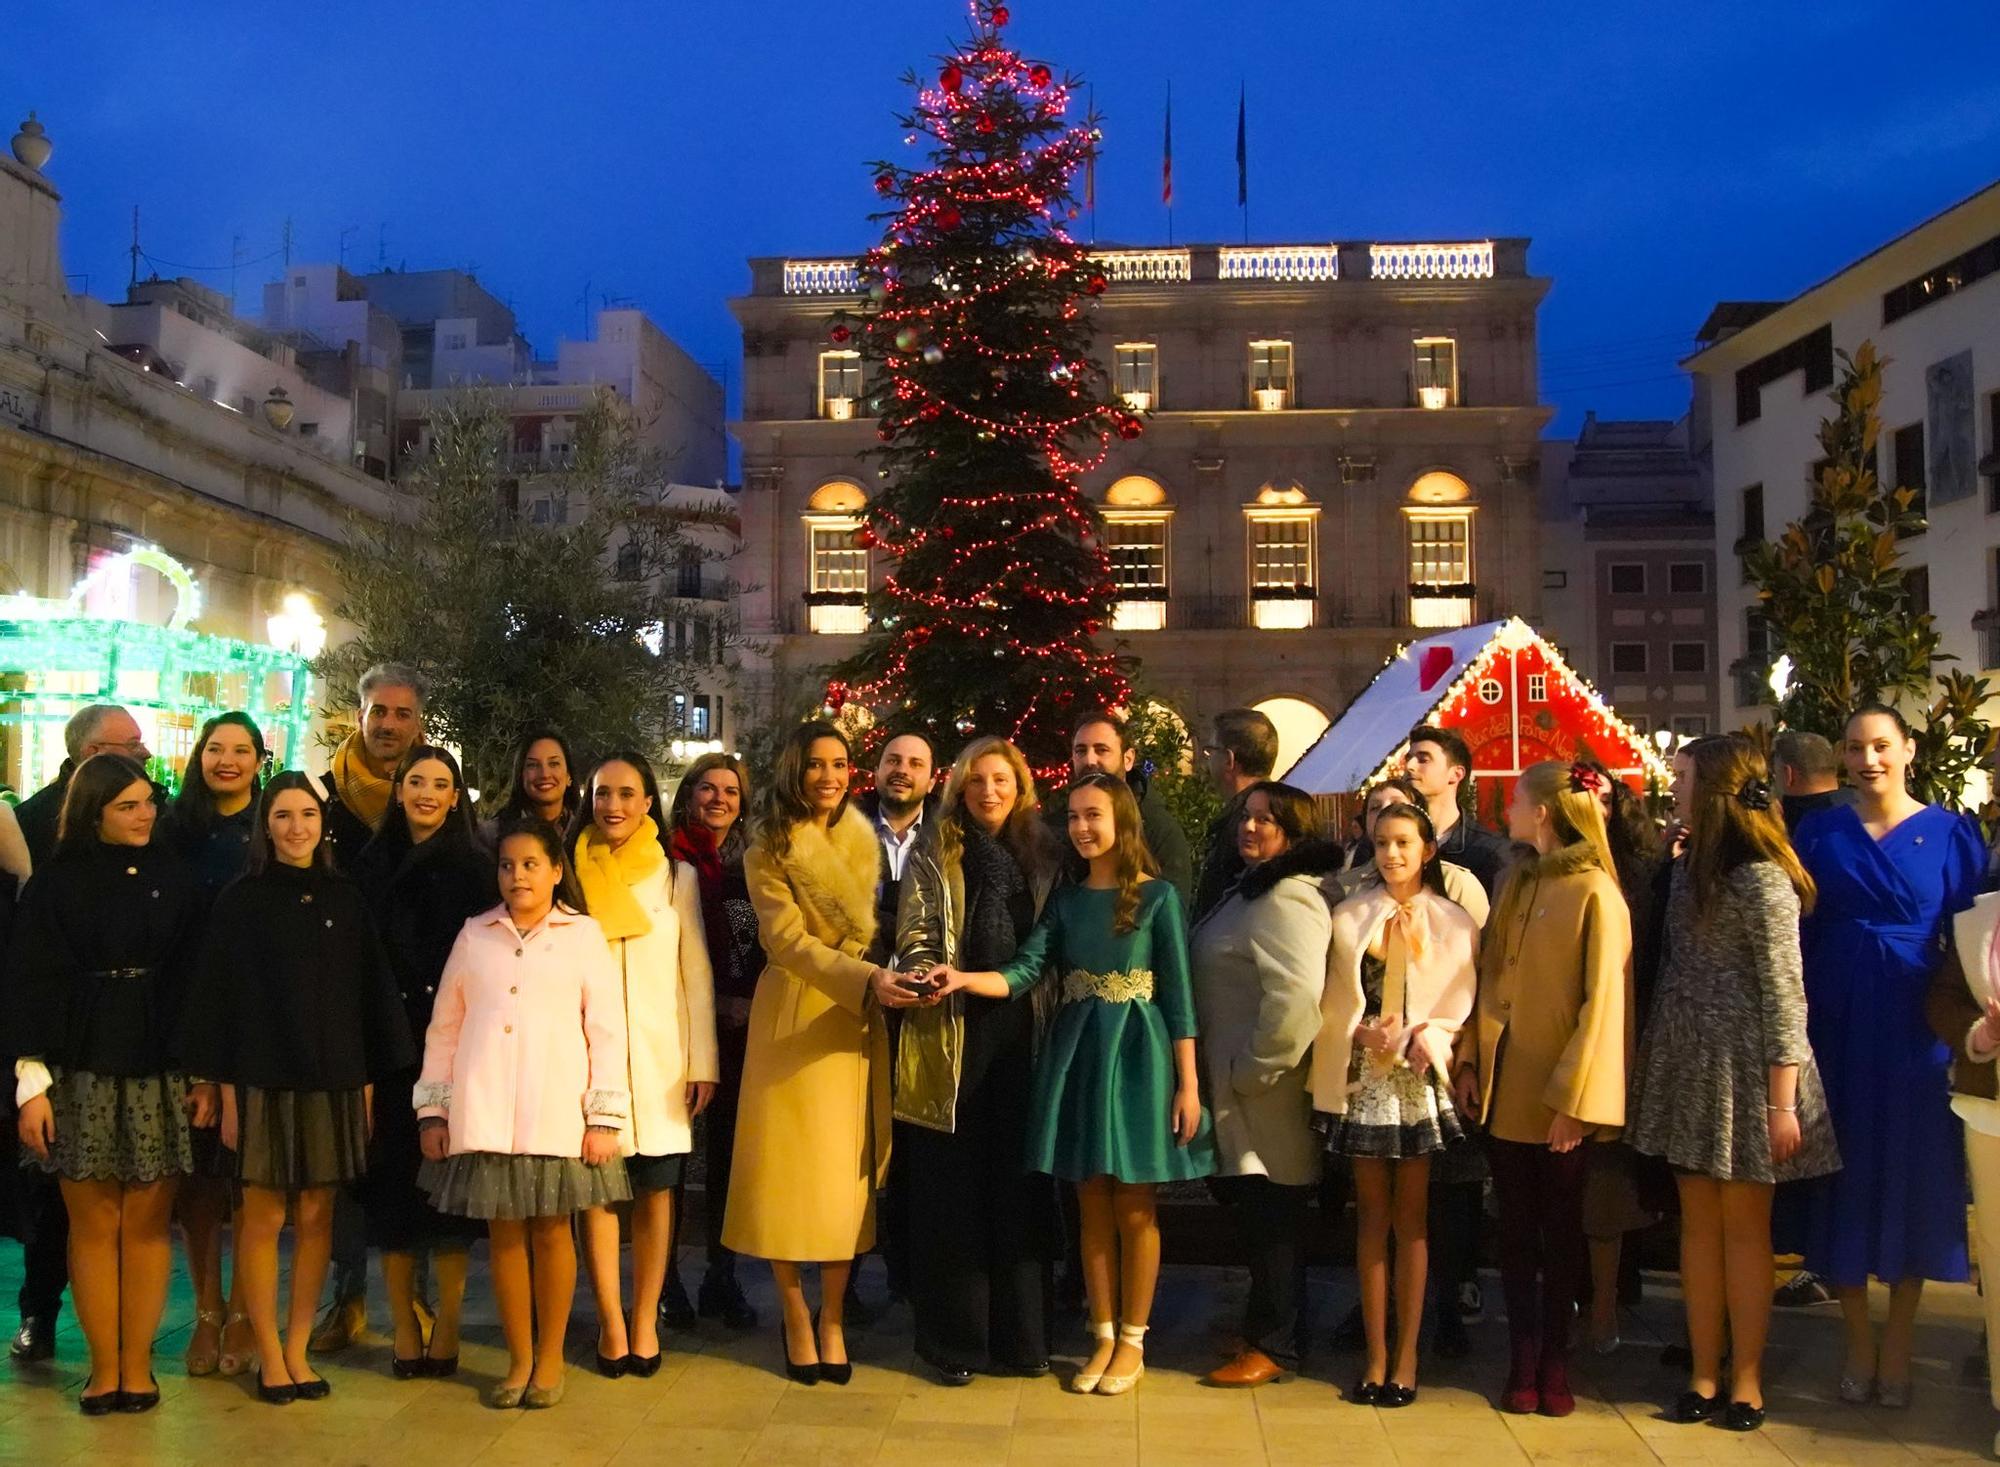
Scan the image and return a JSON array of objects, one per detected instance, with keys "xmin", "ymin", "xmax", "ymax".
[
  {"xmin": 392, "ymin": 1355, "xmax": 428, "ymax": 1380},
  {"xmin": 594, "ymin": 1350, "xmax": 629, "ymax": 1379},
  {"xmin": 812, "ymin": 1308, "xmax": 851, "ymax": 1386},
  {"xmin": 625, "ymin": 1350, "xmax": 663, "ymax": 1378}
]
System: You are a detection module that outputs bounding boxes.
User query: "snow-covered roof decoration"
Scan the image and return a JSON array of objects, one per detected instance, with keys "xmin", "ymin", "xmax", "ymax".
[{"xmin": 1281, "ymin": 616, "xmax": 1670, "ymax": 794}]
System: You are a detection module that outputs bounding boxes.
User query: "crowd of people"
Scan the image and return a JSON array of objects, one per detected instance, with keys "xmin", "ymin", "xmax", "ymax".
[{"xmin": 2, "ymin": 667, "xmax": 1996, "ymax": 1448}]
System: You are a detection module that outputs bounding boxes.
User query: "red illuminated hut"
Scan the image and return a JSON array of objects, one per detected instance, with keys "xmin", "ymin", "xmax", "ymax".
[{"xmin": 1283, "ymin": 617, "xmax": 1668, "ymax": 822}]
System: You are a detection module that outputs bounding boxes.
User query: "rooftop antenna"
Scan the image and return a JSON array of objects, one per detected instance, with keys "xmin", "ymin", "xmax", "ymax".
[
  {"xmin": 281, "ymin": 216, "xmax": 293, "ymax": 269},
  {"xmin": 128, "ymin": 206, "xmax": 141, "ymax": 288},
  {"xmin": 377, "ymin": 223, "xmax": 388, "ymax": 269},
  {"xmin": 338, "ymin": 225, "xmax": 358, "ymax": 268}
]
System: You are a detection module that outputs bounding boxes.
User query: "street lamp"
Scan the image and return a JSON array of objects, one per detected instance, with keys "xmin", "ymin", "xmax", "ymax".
[
  {"xmin": 1652, "ymin": 727, "xmax": 1673, "ymax": 755},
  {"xmin": 266, "ymin": 591, "xmax": 326, "ymax": 660},
  {"xmin": 1768, "ymin": 653, "xmax": 1795, "ymax": 705},
  {"xmin": 261, "ymin": 385, "xmax": 295, "ymax": 431}
]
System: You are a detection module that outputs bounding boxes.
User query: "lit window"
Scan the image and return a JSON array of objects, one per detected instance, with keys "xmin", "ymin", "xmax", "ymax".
[
  {"xmin": 1527, "ymin": 673, "xmax": 1547, "ymax": 701},
  {"xmin": 1114, "ymin": 344, "xmax": 1158, "ymax": 411},
  {"xmin": 1249, "ymin": 340, "xmax": 1294, "ymax": 409},
  {"xmin": 1406, "ymin": 509, "xmax": 1474, "ymax": 628},
  {"xmin": 1413, "ymin": 337, "xmax": 1457, "ymax": 408},
  {"xmin": 805, "ymin": 506, "xmax": 869, "ymax": 635},
  {"xmin": 1102, "ymin": 511, "xmax": 1169, "ymax": 631},
  {"xmin": 818, "ymin": 352, "xmax": 863, "ymax": 419},
  {"xmin": 1246, "ymin": 500, "xmax": 1317, "ymax": 629}
]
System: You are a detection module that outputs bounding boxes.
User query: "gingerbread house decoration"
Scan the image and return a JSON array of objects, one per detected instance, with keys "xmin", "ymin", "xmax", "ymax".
[{"xmin": 1283, "ymin": 617, "xmax": 1669, "ymax": 813}]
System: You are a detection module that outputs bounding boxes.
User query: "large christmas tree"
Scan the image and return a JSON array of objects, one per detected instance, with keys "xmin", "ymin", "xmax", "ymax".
[{"xmin": 828, "ymin": 0, "xmax": 1138, "ymax": 781}]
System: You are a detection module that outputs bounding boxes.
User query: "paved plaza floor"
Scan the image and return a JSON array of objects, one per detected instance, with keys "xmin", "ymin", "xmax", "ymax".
[{"xmin": 2, "ymin": 1243, "xmax": 1997, "ymax": 1465}]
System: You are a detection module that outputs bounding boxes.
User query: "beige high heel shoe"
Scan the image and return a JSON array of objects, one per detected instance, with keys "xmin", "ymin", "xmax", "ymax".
[
  {"xmin": 217, "ymin": 1311, "xmax": 257, "ymax": 1377},
  {"xmin": 1070, "ymin": 1321, "xmax": 1116, "ymax": 1393},
  {"xmin": 1095, "ymin": 1324, "xmax": 1147, "ymax": 1396},
  {"xmin": 186, "ymin": 1308, "xmax": 226, "ymax": 1377}
]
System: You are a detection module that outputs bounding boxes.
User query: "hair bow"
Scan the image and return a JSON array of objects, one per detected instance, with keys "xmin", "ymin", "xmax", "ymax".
[
  {"xmin": 1735, "ymin": 778, "xmax": 1774, "ymax": 812},
  {"xmin": 1567, "ymin": 762, "xmax": 1607, "ymax": 797}
]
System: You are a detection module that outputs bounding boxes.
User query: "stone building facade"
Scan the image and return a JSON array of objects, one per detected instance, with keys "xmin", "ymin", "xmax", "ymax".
[{"xmin": 731, "ymin": 239, "xmax": 1551, "ymax": 770}]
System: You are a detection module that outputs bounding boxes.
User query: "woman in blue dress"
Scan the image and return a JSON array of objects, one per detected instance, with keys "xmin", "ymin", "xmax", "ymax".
[{"xmin": 1788, "ymin": 704, "xmax": 1985, "ymax": 1407}]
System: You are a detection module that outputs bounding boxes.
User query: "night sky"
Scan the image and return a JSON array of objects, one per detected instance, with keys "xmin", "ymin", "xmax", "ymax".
[{"xmin": 6, "ymin": 1, "xmax": 1997, "ymax": 444}]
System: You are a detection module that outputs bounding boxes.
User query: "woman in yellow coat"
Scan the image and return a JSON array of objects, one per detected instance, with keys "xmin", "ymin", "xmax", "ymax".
[{"xmin": 721, "ymin": 721, "xmax": 920, "ymax": 1385}]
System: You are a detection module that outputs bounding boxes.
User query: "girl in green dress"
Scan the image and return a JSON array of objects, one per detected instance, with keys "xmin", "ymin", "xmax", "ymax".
[{"xmin": 929, "ymin": 772, "xmax": 1212, "ymax": 1396}]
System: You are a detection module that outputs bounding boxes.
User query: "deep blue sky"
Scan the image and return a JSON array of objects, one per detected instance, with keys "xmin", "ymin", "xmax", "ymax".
[{"xmin": 6, "ymin": 1, "xmax": 1997, "ymax": 446}]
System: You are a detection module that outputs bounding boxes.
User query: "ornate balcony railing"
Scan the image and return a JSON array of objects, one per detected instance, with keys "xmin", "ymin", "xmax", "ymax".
[
  {"xmin": 1087, "ymin": 248, "xmax": 1191, "ymax": 283},
  {"xmin": 1369, "ymin": 241, "xmax": 1495, "ymax": 281},
  {"xmin": 782, "ymin": 259, "xmax": 862, "ymax": 295},
  {"xmin": 1219, "ymin": 244, "xmax": 1338, "ymax": 282}
]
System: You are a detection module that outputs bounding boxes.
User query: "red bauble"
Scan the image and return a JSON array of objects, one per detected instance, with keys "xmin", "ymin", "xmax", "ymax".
[
  {"xmin": 919, "ymin": 401, "xmax": 943, "ymax": 421},
  {"xmin": 940, "ymin": 63, "xmax": 964, "ymax": 93},
  {"xmin": 855, "ymin": 525, "xmax": 878, "ymax": 549},
  {"xmin": 1029, "ymin": 63, "xmax": 1052, "ymax": 87},
  {"xmin": 976, "ymin": 113, "xmax": 996, "ymax": 134},
  {"xmin": 873, "ymin": 172, "xmax": 894, "ymax": 195},
  {"xmin": 992, "ymin": 4, "xmax": 1010, "ymax": 24},
  {"xmin": 877, "ymin": 425, "xmax": 896, "ymax": 442},
  {"xmin": 936, "ymin": 204, "xmax": 962, "ymax": 230},
  {"xmin": 1117, "ymin": 415, "xmax": 1143, "ymax": 440},
  {"xmin": 829, "ymin": 323, "xmax": 852, "ymax": 344},
  {"xmin": 1085, "ymin": 273, "xmax": 1108, "ymax": 296}
]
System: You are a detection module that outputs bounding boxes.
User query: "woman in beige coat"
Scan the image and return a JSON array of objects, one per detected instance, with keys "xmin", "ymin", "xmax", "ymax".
[
  {"xmin": 1454, "ymin": 760, "xmax": 1631, "ymax": 1420},
  {"xmin": 721, "ymin": 722, "xmax": 920, "ymax": 1385},
  {"xmin": 1191, "ymin": 782, "xmax": 1338, "ymax": 1390},
  {"xmin": 571, "ymin": 752, "xmax": 717, "ymax": 1376}
]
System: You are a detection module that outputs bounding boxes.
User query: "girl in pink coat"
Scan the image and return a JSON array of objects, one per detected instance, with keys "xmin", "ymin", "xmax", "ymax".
[{"xmin": 415, "ymin": 816, "xmax": 631, "ymax": 1409}]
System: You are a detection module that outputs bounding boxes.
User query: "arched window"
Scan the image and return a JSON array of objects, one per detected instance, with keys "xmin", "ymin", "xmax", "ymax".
[
  {"xmin": 1245, "ymin": 483, "xmax": 1319, "ymax": 629},
  {"xmin": 803, "ymin": 480, "xmax": 870, "ymax": 634},
  {"xmin": 1250, "ymin": 695, "xmax": 1331, "ymax": 777},
  {"xmin": 1101, "ymin": 478, "xmax": 1171, "ymax": 631}
]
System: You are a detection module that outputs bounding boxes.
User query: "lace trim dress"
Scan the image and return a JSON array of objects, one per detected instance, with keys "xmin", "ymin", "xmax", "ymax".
[{"xmin": 1321, "ymin": 952, "xmax": 1464, "ymax": 1161}]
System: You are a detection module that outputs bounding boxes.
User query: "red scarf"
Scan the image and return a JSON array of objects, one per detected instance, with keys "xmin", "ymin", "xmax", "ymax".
[{"xmin": 671, "ymin": 822, "xmax": 734, "ymax": 984}]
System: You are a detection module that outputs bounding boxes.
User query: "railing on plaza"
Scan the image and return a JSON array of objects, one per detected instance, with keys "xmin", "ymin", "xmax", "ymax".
[
  {"xmin": 775, "ymin": 240, "xmax": 1510, "ymax": 294},
  {"xmin": 1368, "ymin": 241, "xmax": 1496, "ymax": 281},
  {"xmin": 1218, "ymin": 244, "xmax": 1339, "ymax": 282}
]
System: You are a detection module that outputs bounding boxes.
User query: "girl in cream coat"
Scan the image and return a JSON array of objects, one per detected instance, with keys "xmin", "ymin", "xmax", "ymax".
[
  {"xmin": 1313, "ymin": 803, "xmax": 1479, "ymax": 1407},
  {"xmin": 572, "ymin": 753, "xmax": 717, "ymax": 1376}
]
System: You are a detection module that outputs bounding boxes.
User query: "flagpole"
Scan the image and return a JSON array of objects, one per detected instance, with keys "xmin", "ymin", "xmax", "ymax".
[
  {"xmin": 1237, "ymin": 81, "xmax": 1249, "ymax": 245},
  {"xmin": 1164, "ymin": 82, "xmax": 1174, "ymax": 247},
  {"xmin": 1088, "ymin": 84, "xmax": 1098, "ymax": 244}
]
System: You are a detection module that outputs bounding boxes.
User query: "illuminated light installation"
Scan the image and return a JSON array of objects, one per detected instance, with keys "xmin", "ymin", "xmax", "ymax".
[
  {"xmin": 0, "ymin": 546, "xmax": 317, "ymax": 791},
  {"xmin": 829, "ymin": 0, "xmax": 1132, "ymax": 783},
  {"xmin": 1282, "ymin": 617, "xmax": 1670, "ymax": 816}
]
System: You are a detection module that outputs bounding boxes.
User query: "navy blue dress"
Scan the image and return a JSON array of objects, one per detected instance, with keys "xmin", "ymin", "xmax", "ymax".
[{"xmin": 1782, "ymin": 803, "xmax": 1984, "ymax": 1286}]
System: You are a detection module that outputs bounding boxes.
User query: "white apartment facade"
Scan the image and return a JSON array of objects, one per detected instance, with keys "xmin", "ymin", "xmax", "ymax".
[{"xmin": 1687, "ymin": 178, "xmax": 2000, "ymax": 726}]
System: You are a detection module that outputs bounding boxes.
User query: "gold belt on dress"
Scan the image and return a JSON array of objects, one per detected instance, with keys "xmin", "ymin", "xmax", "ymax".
[{"xmin": 1061, "ymin": 968, "xmax": 1154, "ymax": 1005}]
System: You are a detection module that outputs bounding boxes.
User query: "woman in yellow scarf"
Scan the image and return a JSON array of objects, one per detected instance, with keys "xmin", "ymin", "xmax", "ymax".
[{"xmin": 571, "ymin": 752, "xmax": 718, "ymax": 1378}]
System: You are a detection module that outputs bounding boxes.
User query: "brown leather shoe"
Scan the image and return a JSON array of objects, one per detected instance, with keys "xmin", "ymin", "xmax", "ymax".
[{"xmin": 1204, "ymin": 1349, "xmax": 1290, "ymax": 1388}]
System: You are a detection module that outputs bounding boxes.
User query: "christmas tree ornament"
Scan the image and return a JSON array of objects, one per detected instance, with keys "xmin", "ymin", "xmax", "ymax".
[
  {"xmin": 829, "ymin": 323, "xmax": 852, "ymax": 344},
  {"xmin": 977, "ymin": 113, "xmax": 996, "ymax": 135},
  {"xmin": 940, "ymin": 63, "xmax": 964, "ymax": 93},
  {"xmin": 921, "ymin": 344, "xmax": 945, "ymax": 364},
  {"xmin": 893, "ymin": 326, "xmax": 921, "ymax": 353},
  {"xmin": 874, "ymin": 172, "xmax": 896, "ymax": 195},
  {"xmin": 1029, "ymin": 63, "xmax": 1052, "ymax": 87},
  {"xmin": 936, "ymin": 203, "xmax": 962, "ymax": 230},
  {"xmin": 991, "ymin": 5, "xmax": 1010, "ymax": 24},
  {"xmin": 1085, "ymin": 272, "xmax": 1108, "ymax": 296}
]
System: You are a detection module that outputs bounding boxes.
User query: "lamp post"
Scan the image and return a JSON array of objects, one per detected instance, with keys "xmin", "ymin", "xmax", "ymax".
[{"xmin": 261, "ymin": 385, "xmax": 295, "ymax": 432}]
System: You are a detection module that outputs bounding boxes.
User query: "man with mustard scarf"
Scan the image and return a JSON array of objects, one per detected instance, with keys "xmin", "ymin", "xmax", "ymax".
[
  {"xmin": 319, "ymin": 663, "xmax": 427, "ymax": 873},
  {"xmin": 309, "ymin": 661, "xmax": 428, "ymax": 1355}
]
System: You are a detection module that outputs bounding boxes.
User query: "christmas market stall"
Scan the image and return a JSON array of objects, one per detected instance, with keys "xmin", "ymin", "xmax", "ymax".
[
  {"xmin": 0, "ymin": 545, "xmax": 319, "ymax": 794},
  {"xmin": 1283, "ymin": 616, "xmax": 1668, "ymax": 826}
]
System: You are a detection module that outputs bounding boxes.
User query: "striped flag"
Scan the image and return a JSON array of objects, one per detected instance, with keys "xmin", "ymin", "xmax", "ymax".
[
  {"xmin": 1236, "ymin": 84, "xmax": 1248, "ymax": 208},
  {"xmin": 1162, "ymin": 84, "xmax": 1173, "ymax": 206}
]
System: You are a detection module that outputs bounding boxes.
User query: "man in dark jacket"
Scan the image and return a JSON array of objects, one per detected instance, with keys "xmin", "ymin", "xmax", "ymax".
[
  {"xmin": 317, "ymin": 663, "xmax": 427, "ymax": 873},
  {"xmin": 8, "ymin": 703, "xmax": 158, "ymax": 1363},
  {"xmin": 1772, "ymin": 730, "xmax": 1855, "ymax": 833},
  {"xmin": 1403, "ymin": 724, "xmax": 1509, "ymax": 898},
  {"xmin": 853, "ymin": 732, "xmax": 936, "ymax": 966},
  {"xmin": 1192, "ymin": 708, "xmax": 1279, "ymax": 921},
  {"xmin": 1059, "ymin": 713, "xmax": 1194, "ymax": 907}
]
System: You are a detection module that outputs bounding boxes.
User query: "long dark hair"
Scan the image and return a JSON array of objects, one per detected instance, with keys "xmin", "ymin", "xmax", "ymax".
[
  {"xmin": 572, "ymin": 750, "xmax": 666, "ymax": 857},
  {"xmin": 1686, "ymin": 734, "xmax": 1814, "ymax": 922},
  {"xmin": 1369, "ymin": 801, "xmax": 1447, "ymax": 895},
  {"xmin": 54, "ymin": 753, "xmax": 154, "ymax": 857},
  {"xmin": 493, "ymin": 814, "xmax": 587, "ymax": 915},
  {"xmin": 170, "ymin": 712, "xmax": 266, "ymax": 834},
  {"xmin": 668, "ymin": 751, "xmax": 751, "ymax": 863},
  {"xmin": 493, "ymin": 726, "xmax": 581, "ymax": 826},
  {"xmin": 1578, "ymin": 755, "xmax": 1664, "ymax": 908},
  {"xmin": 1065, "ymin": 770, "xmax": 1157, "ymax": 935},
  {"xmin": 245, "ymin": 770, "xmax": 334, "ymax": 876},
  {"xmin": 754, "ymin": 721, "xmax": 853, "ymax": 859},
  {"xmin": 371, "ymin": 744, "xmax": 477, "ymax": 851}
]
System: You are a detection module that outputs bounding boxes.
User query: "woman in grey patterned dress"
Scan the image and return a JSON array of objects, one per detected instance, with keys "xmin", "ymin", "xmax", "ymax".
[{"xmin": 1628, "ymin": 735, "xmax": 1838, "ymax": 1433}]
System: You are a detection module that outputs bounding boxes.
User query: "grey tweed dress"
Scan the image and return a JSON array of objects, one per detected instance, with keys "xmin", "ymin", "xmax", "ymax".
[{"xmin": 1628, "ymin": 861, "xmax": 1841, "ymax": 1184}]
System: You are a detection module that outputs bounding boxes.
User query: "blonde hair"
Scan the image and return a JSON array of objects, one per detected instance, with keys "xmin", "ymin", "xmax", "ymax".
[
  {"xmin": 936, "ymin": 737, "xmax": 1057, "ymax": 886},
  {"xmin": 1515, "ymin": 760, "xmax": 1619, "ymax": 880}
]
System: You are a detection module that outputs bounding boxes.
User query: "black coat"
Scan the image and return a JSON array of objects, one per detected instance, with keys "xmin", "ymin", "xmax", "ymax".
[
  {"xmin": 158, "ymin": 803, "xmax": 257, "ymax": 904},
  {"xmin": 316, "ymin": 772, "xmax": 378, "ymax": 875},
  {"xmin": 1438, "ymin": 813, "xmax": 1512, "ymax": 898},
  {"xmin": 352, "ymin": 830, "xmax": 495, "ymax": 1038},
  {"xmin": 1, "ymin": 841, "xmax": 200, "ymax": 1076},
  {"xmin": 176, "ymin": 863, "xmax": 415, "ymax": 1090}
]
